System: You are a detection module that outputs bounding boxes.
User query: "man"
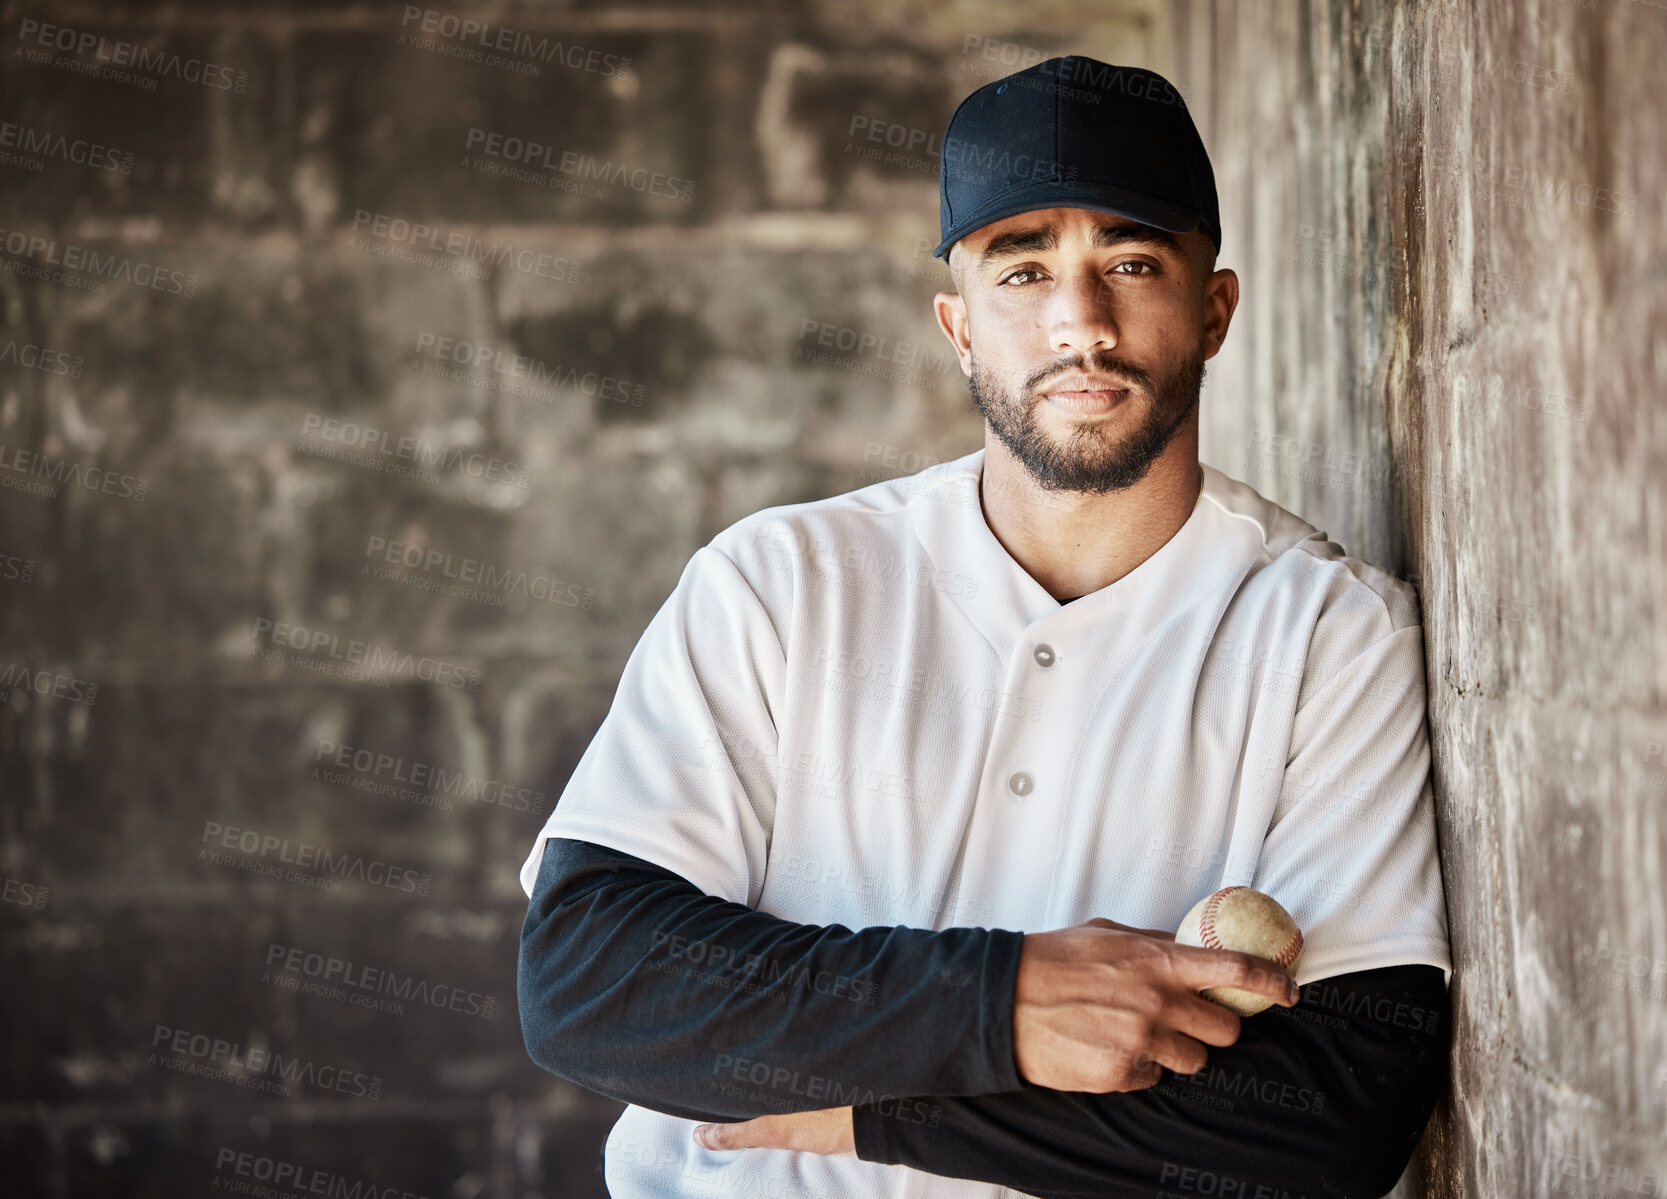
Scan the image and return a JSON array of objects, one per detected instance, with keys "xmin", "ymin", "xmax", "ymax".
[{"xmin": 518, "ymin": 56, "xmax": 1450, "ymax": 1198}]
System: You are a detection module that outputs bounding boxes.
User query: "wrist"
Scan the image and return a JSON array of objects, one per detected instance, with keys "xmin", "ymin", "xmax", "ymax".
[{"xmin": 981, "ymin": 927, "xmax": 1028, "ymax": 1093}]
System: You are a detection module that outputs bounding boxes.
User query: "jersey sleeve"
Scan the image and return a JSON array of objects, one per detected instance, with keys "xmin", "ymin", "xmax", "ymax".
[
  {"xmin": 517, "ymin": 544, "xmax": 786, "ymax": 907},
  {"xmin": 1253, "ymin": 622, "xmax": 1452, "ymax": 984}
]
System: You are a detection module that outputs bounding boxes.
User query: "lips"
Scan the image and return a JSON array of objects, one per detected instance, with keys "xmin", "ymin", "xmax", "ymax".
[
  {"xmin": 1041, "ymin": 384, "xmax": 1130, "ymax": 415},
  {"xmin": 1046, "ymin": 388, "xmax": 1126, "ymax": 400}
]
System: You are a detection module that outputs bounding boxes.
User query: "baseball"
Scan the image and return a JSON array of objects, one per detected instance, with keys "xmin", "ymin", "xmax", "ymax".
[{"xmin": 1175, "ymin": 886, "xmax": 1304, "ymax": 1016}]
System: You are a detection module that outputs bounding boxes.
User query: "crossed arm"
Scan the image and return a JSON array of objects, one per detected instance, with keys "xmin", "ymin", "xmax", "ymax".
[{"xmin": 519, "ymin": 836, "xmax": 1450, "ymax": 1198}]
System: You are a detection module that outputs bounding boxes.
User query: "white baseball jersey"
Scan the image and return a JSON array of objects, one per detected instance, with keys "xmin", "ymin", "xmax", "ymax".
[{"xmin": 519, "ymin": 448, "xmax": 1451, "ymax": 1199}]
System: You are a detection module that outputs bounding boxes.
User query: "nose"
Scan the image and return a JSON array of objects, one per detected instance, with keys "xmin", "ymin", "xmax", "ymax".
[{"xmin": 1048, "ymin": 267, "xmax": 1120, "ymax": 358}]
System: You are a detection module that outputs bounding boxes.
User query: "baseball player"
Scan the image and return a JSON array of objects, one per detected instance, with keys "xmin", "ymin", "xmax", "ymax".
[{"xmin": 518, "ymin": 56, "xmax": 1450, "ymax": 1198}]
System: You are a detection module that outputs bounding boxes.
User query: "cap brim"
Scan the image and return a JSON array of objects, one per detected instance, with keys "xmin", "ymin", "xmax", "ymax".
[{"xmin": 934, "ymin": 180, "xmax": 1203, "ymax": 259}]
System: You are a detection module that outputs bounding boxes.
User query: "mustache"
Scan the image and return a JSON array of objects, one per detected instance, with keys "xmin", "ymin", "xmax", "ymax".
[{"xmin": 1026, "ymin": 352, "xmax": 1155, "ymax": 396}]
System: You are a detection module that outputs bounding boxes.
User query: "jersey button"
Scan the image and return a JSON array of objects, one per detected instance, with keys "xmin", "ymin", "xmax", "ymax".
[
  {"xmin": 1008, "ymin": 771, "xmax": 1034, "ymax": 798},
  {"xmin": 1033, "ymin": 644, "xmax": 1055, "ymax": 667}
]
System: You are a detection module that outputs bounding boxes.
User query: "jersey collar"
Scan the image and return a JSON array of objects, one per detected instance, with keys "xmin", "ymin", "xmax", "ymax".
[{"xmin": 906, "ymin": 449, "xmax": 1270, "ymax": 655}]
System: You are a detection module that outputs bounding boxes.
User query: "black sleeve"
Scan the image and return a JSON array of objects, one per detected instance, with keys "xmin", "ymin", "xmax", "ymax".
[
  {"xmin": 517, "ymin": 836, "xmax": 1027, "ymax": 1123},
  {"xmin": 853, "ymin": 963, "xmax": 1450, "ymax": 1199}
]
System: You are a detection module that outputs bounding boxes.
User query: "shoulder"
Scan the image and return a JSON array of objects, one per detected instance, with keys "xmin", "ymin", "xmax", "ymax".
[
  {"xmin": 705, "ymin": 450, "xmax": 977, "ymax": 587},
  {"xmin": 1205, "ymin": 463, "xmax": 1421, "ymax": 635},
  {"xmin": 1203, "ymin": 465, "xmax": 1425, "ymax": 707}
]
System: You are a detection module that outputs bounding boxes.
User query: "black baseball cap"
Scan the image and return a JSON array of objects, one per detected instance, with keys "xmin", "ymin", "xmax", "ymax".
[{"xmin": 934, "ymin": 56, "xmax": 1220, "ymax": 260}]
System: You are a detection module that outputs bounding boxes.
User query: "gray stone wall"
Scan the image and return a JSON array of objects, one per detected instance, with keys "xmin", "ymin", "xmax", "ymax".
[
  {"xmin": 2, "ymin": 0, "xmax": 1661, "ymax": 1195},
  {"xmin": 1174, "ymin": 0, "xmax": 1667, "ymax": 1194}
]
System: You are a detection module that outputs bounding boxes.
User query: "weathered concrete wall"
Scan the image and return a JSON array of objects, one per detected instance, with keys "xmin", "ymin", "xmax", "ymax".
[
  {"xmin": 0, "ymin": 2, "xmax": 1172, "ymax": 1195},
  {"xmin": 3, "ymin": 0, "xmax": 1660, "ymax": 1194},
  {"xmin": 1173, "ymin": 1, "xmax": 1667, "ymax": 1194}
]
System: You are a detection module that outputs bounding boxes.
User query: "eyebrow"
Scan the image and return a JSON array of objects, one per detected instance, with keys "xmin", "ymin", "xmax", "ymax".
[{"xmin": 978, "ymin": 222, "xmax": 1182, "ymax": 266}]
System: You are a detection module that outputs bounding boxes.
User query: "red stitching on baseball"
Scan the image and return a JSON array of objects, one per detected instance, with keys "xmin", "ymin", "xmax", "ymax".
[
  {"xmin": 1198, "ymin": 886, "xmax": 1241, "ymax": 950},
  {"xmin": 1274, "ymin": 928, "xmax": 1303, "ymax": 968}
]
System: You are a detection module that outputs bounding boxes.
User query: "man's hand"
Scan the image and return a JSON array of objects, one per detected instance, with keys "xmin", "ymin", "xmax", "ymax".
[
  {"xmin": 1013, "ymin": 916, "xmax": 1300, "ymax": 1093},
  {"xmin": 692, "ymin": 1107, "xmax": 855, "ymax": 1155}
]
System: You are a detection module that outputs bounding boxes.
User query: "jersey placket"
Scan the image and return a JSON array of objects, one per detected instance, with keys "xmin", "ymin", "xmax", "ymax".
[{"xmin": 954, "ymin": 606, "xmax": 1097, "ymax": 932}]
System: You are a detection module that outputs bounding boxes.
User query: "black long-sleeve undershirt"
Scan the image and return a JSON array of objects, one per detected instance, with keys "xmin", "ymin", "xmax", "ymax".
[
  {"xmin": 518, "ymin": 835, "xmax": 1027, "ymax": 1123},
  {"xmin": 852, "ymin": 961, "xmax": 1449, "ymax": 1198},
  {"xmin": 518, "ymin": 835, "xmax": 1449, "ymax": 1197}
]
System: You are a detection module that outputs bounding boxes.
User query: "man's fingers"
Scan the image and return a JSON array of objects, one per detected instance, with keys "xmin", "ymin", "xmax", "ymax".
[
  {"xmin": 1169, "ymin": 992, "xmax": 1244, "ymax": 1048},
  {"xmin": 1109, "ymin": 1058, "xmax": 1165, "ymax": 1092},
  {"xmin": 1082, "ymin": 916, "xmax": 1175, "ymax": 940},
  {"xmin": 1145, "ymin": 1030, "xmax": 1213, "ymax": 1076},
  {"xmin": 694, "ymin": 1109, "xmax": 854, "ymax": 1156},
  {"xmin": 1171, "ymin": 945, "xmax": 1299, "ymax": 1006},
  {"xmin": 694, "ymin": 1117, "xmax": 767, "ymax": 1151}
]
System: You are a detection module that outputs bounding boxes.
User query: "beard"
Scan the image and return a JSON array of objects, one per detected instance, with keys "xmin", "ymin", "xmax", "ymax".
[{"xmin": 968, "ymin": 340, "xmax": 1206, "ymax": 494}]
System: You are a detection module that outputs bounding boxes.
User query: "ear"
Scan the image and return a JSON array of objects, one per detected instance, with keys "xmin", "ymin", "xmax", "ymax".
[
  {"xmin": 1202, "ymin": 267, "xmax": 1239, "ymax": 361},
  {"xmin": 934, "ymin": 291, "xmax": 974, "ymax": 378}
]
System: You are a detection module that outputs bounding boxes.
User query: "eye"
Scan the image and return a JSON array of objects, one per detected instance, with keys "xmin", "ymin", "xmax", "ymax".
[
  {"xmin": 1110, "ymin": 260, "xmax": 1156, "ymax": 275},
  {"xmin": 998, "ymin": 268, "xmax": 1044, "ymax": 286}
]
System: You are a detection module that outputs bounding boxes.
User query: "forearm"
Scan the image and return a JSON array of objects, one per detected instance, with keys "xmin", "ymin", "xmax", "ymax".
[
  {"xmin": 852, "ymin": 964, "xmax": 1449, "ymax": 1199},
  {"xmin": 518, "ymin": 836, "xmax": 1027, "ymax": 1122}
]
